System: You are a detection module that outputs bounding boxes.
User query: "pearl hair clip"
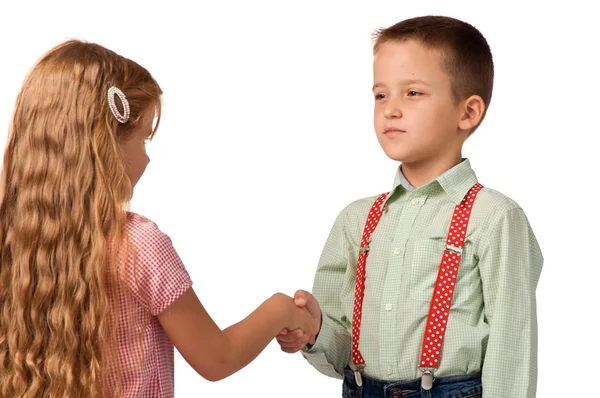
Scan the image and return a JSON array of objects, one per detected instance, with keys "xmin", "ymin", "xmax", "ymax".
[{"xmin": 107, "ymin": 86, "xmax": 130, "ymax": 123}]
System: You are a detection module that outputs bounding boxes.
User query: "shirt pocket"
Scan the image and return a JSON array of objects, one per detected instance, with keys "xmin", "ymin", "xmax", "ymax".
[
  {"xmin": 409, "ymin": 230, "xmax": 448, "ymax": 302},
  {"xmin": 409, "ymin": 216, "xmax": 479, "ymax": 304}
]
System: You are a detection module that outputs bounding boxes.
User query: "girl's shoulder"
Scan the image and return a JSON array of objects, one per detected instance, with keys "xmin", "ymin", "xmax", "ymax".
[
  {"xmin": 126, "ymin": 211, "xmax": 160, "ymax": 234},
  {"xmin": 124, "ymin": 212, "xmax": 181, "ymax": 273},
  {"xmin": 125, "ymin": 212, "xmax": 171, "ymax": 249},
  {"xmin": 124, "ymin": 212, "xmax": 192, "ymax": 316}
]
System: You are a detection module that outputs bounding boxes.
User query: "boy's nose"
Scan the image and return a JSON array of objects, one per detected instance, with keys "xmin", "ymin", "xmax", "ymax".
[{"xmin": 384, "ymin": 100, "xmax": 402, "ymax": 119}]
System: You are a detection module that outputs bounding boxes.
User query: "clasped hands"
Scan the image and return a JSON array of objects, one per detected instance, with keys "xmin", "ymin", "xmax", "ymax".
[{"xmin": 276, "ymin": 290, "xmax": 321, "ymax": 353}]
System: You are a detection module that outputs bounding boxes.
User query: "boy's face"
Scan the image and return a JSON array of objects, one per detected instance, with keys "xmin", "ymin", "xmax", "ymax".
[{"xmin": 373, "ymin": 40, "xmax": 466, "ymax": 164}]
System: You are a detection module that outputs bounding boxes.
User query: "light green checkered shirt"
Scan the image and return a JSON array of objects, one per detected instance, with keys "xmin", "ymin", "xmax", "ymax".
[{"xmin": 302, "ymin": 159, "xmax": 543, "ymax": 398}]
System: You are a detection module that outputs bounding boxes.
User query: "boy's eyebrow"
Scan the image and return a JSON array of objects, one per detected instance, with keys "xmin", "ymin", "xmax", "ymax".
[
  {"xmin": 372, "ymin": 80, "xmax": 431, "ymax": 91},
  {"xmin": 404, "ymin": 79, "xmax": 431, "ymax": 86}
]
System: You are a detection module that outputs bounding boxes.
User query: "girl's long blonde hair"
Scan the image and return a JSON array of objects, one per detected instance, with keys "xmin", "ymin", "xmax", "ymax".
[{"xmin": 0, "ymin": 40, "xmax": 162, "ymax": 397}]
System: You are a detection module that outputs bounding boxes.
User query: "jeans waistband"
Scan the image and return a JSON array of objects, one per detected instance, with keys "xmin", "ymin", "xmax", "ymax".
[{"xmin": 342, "ymin": 368, "xmax": 482, "ymax": 398}]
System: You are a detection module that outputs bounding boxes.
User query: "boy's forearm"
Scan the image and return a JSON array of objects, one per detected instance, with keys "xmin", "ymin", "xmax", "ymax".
[
  {"xmin": 481, "ymin": 295, "xmax": 539, "ymax": 397},
  {"xmin": 300, "ymin": 208, "xmax": 353, "ymax": 378},
  {"xmin": 479, "ymin": 207, "xmax": 543, "ymax": 397}
]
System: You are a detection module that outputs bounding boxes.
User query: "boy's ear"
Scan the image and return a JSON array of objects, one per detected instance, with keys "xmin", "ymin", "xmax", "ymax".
[{"xmin": 458, "ymin": 95, "xmax": 485, "ymax": 131}]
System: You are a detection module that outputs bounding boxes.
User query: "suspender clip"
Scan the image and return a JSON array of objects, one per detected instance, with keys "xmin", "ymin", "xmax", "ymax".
[
  {"xmin": 445, "ymin": 244, "xmax": 463, "ymax": 255},
  {"xmin": 359, "ymin": 238, "xmax": 372, "ymax": 255},
  {"xmin": 354, "ymin": 364, "xmax": 365, "ymax": 386},
  {"xmin": 421, "ymin": 369, "xmax": 434, "ymax": 390}
]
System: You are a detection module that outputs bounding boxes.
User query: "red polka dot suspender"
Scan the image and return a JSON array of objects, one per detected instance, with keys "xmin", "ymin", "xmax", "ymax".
[
  {"xmin": 351, "ymin": 183, "xmax": 483, "ymax": 389},
  {"xmin": 351, "ymin": 193, "xmax": 390, "ymax": 371}
]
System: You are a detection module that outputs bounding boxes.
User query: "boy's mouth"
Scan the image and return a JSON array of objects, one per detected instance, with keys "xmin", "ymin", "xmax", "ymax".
[{"xmin": 384, "ymin": 127, "xmax": 406, "ymax": 137}]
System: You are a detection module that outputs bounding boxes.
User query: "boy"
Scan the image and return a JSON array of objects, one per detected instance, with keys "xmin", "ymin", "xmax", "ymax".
[{"xmin": 276, "ymin": 16, "xmax": 543, "ymax": 397}]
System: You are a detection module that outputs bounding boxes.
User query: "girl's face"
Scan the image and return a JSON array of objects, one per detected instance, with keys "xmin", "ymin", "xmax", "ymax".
[{"xmin": 120, "ymin": 115, "xmax": 153, "ymax": 189}]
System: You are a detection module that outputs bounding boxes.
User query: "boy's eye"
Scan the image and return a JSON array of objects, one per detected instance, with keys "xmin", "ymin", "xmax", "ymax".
[
  {"xmin": 407, "ymin": 91, "xmax": 422, "ymax": 97},
  {"xmin": 374, "ymin": 93, "xmax": 386, "ymax": 100}
]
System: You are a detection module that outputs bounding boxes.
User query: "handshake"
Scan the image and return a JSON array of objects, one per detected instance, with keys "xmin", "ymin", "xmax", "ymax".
[{"xmin": 273, "ymin": 290, "xmax": 322, "ymax": 353}]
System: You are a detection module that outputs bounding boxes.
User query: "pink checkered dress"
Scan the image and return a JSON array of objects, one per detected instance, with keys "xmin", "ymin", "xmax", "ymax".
[{"xmin": 107, "ymin": 213, "xmax": 193, "ymax": 397}]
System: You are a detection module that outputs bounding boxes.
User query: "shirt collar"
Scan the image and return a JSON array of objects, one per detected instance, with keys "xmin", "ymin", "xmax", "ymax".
[
  {"xmin": 390, "ymin": 159, "xmax": 478, "ymax": 204},
  {"xmin": 395, "ymin": 167, "xmax": 416, "ymax": 191}
]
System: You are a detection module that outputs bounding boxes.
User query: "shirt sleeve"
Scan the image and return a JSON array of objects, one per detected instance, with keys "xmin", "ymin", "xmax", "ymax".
[
  {"xmin": 125, "ymin": 216, "xmax": 193, "ymax": 316},
  {"xmin": 301, "ymin": 209, "xmax": 352, "ymax": 379},
  {"xmin": 478, "ymin": 207, "xmax": 543, "ymax": 397}
]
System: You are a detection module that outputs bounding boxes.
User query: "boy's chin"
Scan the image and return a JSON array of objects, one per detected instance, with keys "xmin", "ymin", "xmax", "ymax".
[{"xmin": 381, "ymin": 149, "xmax": 410, "ymax": 163}]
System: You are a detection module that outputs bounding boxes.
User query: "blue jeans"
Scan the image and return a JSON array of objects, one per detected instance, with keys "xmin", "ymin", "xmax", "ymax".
[{"xmin": 342, "ymin": 368, "xmax": 482, "ymax": 398}]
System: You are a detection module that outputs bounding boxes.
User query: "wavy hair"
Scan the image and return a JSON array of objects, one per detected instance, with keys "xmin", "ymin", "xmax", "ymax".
[{"xmin": 0, "ymin": 40, "xmax": 162, "ymax": 397}]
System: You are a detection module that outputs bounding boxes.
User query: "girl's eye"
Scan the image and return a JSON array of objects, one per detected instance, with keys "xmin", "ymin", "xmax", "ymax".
[
  {"xmin": 375, "ymin": 93, "xmax": 386, "ymax": 100},
  {"xmin": 408, "ymin": 91, "xmax": 422, "ymax": 97}
]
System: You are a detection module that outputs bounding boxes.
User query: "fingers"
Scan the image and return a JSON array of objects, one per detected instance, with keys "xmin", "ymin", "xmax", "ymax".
[
  {"xmin": 279, "ymin": 343, "xmax": 308, "ymax": 353},
  {"xmin": 293, "ymin": 290, "xmax": 309, "ymax": 307},
  {"xmin": 276, "ymin": 332, "xmax": 310, "ymax": 353},
  {"xmin": 293, "ymin": 290, "xmax": 322, "ymax": 319},
  {"xmin": 276, "ymin": 335, "xmax": 309, "ymax": 348},
  {"xmin": 277, "ymin": 329, "xmax": 303, "ymax": 342},
  {"xmin": 283, "ymin": 290, "xmax": 321, "ymax": 349},
  {"xmin": 294, "ymin": 290, "xmax": 321, "ymax": 320}
]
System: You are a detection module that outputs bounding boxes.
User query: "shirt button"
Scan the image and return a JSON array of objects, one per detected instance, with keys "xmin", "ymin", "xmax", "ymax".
[
  {"xmin": 411, "ymin": 198, "xmax": 419, "ymax": 206},
  {"xmin": 393, "ymin": 247, "xmax": 401, "ymax": 255},
  {"xmin": 384, "ymin": 367, "xmax": 393, "ymax": 375},
  {"xmin": 385, "ymin": 303, "xmax": 393, "ymax": 311}
]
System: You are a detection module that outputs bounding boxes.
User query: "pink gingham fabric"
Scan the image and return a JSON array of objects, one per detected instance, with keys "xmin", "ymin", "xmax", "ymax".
[{"xmin": 107, "ymin": 212, "xmax": 193, "ymax": 397}]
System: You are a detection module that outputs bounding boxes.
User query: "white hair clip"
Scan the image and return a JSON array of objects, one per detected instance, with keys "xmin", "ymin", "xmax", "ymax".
[{"xmin": 107, "ymin": 86, "xmax": 130, "ymax": 123}]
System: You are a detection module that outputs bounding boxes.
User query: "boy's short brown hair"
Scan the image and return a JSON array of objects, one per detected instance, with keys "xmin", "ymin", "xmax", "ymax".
[{"xmin": 374, "ymin": 16, "xmax": 494, "ymax": 132}]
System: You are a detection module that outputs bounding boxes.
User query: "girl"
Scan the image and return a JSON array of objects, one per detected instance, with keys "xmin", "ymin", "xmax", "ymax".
[{"xmin": 0, "ymin": 40, "xmax": 317, "ymax": 397}]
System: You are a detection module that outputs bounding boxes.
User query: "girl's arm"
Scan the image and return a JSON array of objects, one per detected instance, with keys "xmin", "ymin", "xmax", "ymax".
[{"xmin": 158, "ymin": 287, "xmax": 314, "ymax": 382}]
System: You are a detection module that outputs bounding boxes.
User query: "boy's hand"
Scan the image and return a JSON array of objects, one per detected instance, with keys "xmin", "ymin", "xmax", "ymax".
[{"xmin": 276, "ymin": 290, "xmax": 321, "ymax": 353}]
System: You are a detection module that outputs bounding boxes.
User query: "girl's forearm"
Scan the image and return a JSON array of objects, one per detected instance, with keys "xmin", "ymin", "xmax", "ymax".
[{"xmin": 204, "ymin": 294, "xmax": 290, "ymax": 381}]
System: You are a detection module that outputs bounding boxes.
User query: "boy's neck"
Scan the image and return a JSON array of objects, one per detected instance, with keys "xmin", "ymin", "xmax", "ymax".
[{"xmin": 401, "ymin": 153, "xmax": 464, "ymax": 189}]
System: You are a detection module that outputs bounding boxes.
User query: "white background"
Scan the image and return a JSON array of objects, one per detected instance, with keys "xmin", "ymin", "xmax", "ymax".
[{"xmin": 1, "ymin": 1, "xmax": 598, "ymax": 396}]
